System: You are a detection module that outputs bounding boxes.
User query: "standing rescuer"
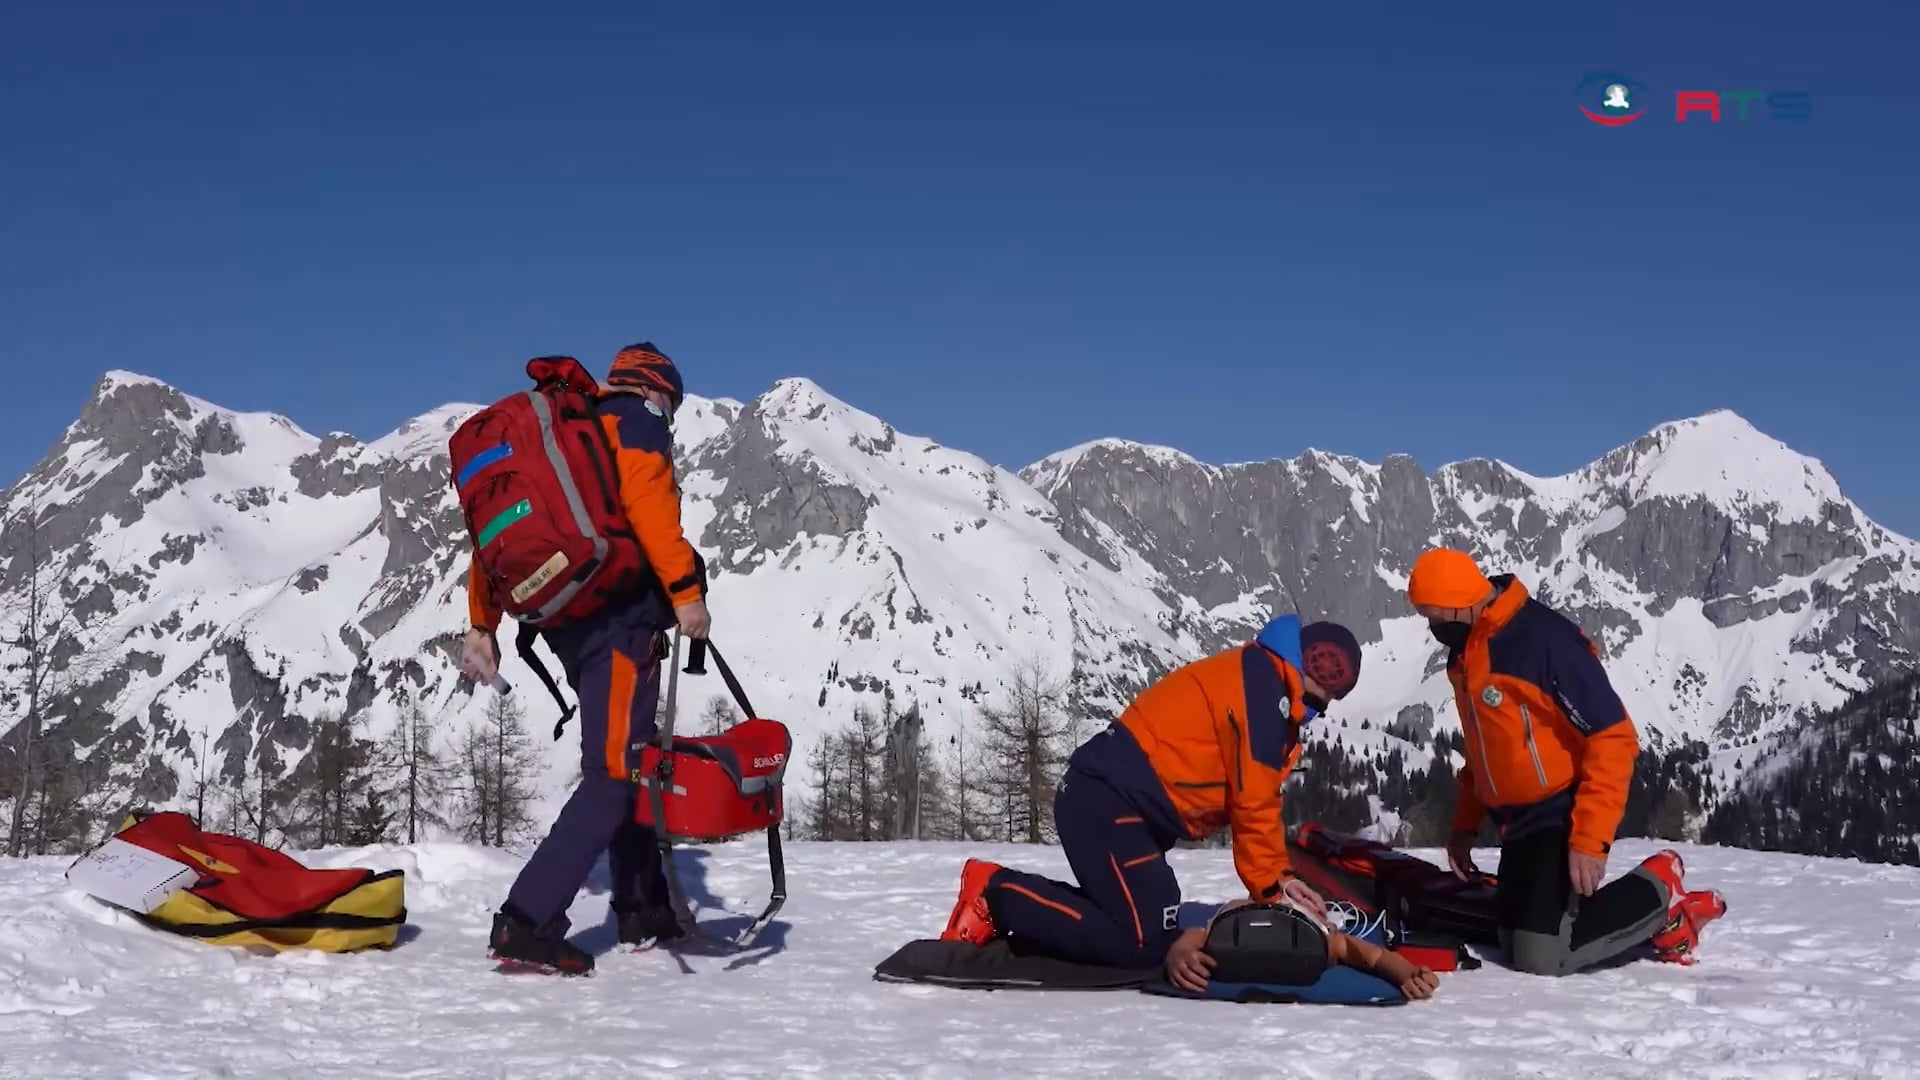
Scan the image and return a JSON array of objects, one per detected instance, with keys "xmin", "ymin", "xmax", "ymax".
[
  {"xmin": 1406, "ymin": 547, "xmax": 1726, "ymax": 974},
  {"xmin": 456, "ymin": 342, "xmax": 712, "ymax": 976}
]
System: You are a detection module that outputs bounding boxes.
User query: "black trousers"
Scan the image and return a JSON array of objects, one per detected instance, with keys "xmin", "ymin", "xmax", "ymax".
[{"xmin": 1495, "ymin": 829, "xmax": 1671, "ymax": 976}]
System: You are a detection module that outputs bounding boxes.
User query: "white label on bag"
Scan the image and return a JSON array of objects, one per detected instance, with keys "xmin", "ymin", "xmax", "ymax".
[
  {"xmin": 511, "ymin": 550, "xmax": 570, "ymax": 603},
  {"xmin": 66, "ymin": 838, "xmax": 200, "ymax": 914}
]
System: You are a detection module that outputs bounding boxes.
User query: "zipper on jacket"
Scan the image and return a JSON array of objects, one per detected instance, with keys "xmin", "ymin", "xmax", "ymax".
[
  {"xmin": 1520, "ymin": 703, "xmax": 1548, "ymax": 788},
  {"xmin": 1467, "ymin": 697, "xmax": 1499, "ymax": 799},
  {"xmin": 1226, "ymin": 709, "xmax": 1245, "ymax": 793}
]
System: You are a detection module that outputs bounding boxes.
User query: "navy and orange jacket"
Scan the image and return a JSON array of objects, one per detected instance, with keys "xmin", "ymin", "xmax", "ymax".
[
  {"xmin": 1443, "ymin": 574, "xmax": 1638, "ymax": 858},
  {"xmin": 1076, "ymin": 615, "xmax": 1318, "ymax": 903},
  {"xmin": 466, "ymin": 389, "xmax": 703, "ymax": 634}
]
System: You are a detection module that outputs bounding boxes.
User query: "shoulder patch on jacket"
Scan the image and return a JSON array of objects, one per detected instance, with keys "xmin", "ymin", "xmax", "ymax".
[
  {"xmin": 601, "ymin": 394, "xmax": 673, "ymax": 456},
  {"xmin": 1239, "ymin": 645, "xmax": 1294, "ymax": 770}
]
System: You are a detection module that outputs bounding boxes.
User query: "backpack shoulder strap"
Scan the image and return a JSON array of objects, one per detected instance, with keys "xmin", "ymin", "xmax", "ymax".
[{"xmin": 511, "ymin": 621, "xmax": 577, "ymax": 739}]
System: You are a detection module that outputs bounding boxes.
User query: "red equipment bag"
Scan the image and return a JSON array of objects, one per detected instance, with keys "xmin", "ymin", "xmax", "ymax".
[
  {"xmin": 1288, "ymin": 821, "xmax": 1497, "ymax": 972},
  {"xmin": 447, "ymin": 355, "xmax": 649, "ymax": 628},
  {"xmin": 634, "ymin": 636, "xmax": 789, "ymax": 950},
  {"xmin": 634, "ymin": 716, "xmax": 790, "ymax": 842}
]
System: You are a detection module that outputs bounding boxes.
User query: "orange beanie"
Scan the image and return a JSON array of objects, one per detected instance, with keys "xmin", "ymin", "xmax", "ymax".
[{"xmin": 1406, "ymin": 548, "xmax": 1493, "ymax": 608}]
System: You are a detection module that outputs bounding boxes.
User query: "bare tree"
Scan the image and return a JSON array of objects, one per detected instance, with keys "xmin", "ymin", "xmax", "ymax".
[
  {"xmin": 881, "ymin": 702, "xmax": 949, "ymax": 841},
  {"xmin": 383, "ymin": 696, "xmax": 452, "ymax": 843},
  {"xmin": 24, "ymin": 751, "xmax": 93, "ymax": 854},
  {"xmin": 698, "ymin": 694, "xmax": 740, "ymax": 736},
  {"xmin": 287, "ymin": 711, "xmax": 391, "ymax": 849},
  {"xmin": 942, "ymin": 706, "xmax": 991, "ymax": 842},
  {"xmin": 847, "ymin": 704, "xmax": 883, "ymax": 840},
  {"xmin": 1, "ymin": 498, "xmax": 119, "ymax": 857},
  {"xmin": 800, "ymin": 703, "xmax": 898, "ymax": 841},
  {"xmin": 216, "ymin": 741, "xmax": 299, "ymax": 848},
  {"xmin": 978, "ymin": 657, "xmax": 1073, "ymax": 844},
  {"xmin": 187, "ymin": 727, "xmax": 217, "ymax": 827},
  {"xmin": 457, "ymin": 693, "xmax": 542, "ymax": 847},
  {"xmin": 801, "ymin": 731, "xmax": 851, "ymax": 841}
]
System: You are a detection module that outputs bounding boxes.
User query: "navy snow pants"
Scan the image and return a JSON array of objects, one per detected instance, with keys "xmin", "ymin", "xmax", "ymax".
[
  {"xmin": 988, "ymin": 768, "xmax": 1183, "ymax": 969},
  {"xmin": 503, "ymin": 606, "xmax": 672, "ymax": 933}
]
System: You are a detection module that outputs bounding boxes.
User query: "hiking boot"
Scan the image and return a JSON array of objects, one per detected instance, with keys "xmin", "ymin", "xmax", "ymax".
[
  {"xmin": 939, "ymin": 859, "xmax": 1002, "ymax": 946},
  {"xmin": 1651, "ymin": 889, "xmax": 1728, "ymax": 965},
  {"xmin": 489, "ymin": 908, "xmax": 594, "ymax": 976},
  {"xmin": 615, "ymin": 903, "xmax": 686, "ymax": 947}
]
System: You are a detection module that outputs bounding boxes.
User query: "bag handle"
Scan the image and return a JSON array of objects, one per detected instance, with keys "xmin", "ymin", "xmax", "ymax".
[
  {"xmin": 656, "ymin": 634, "xmax": 757, "ymax": 753},
  {"xmin": 682, "ymin": 637, "xmax": 757, "ymax": 719}
]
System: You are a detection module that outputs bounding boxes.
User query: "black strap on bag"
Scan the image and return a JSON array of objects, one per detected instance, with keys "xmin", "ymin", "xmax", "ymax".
[
  {"xmin": 508, "ymin": 622, "xmax": 577, "ymax": 740},
  {"xmin": 648, "ymin": 633, "xmax": 788, "ymax": 953}
]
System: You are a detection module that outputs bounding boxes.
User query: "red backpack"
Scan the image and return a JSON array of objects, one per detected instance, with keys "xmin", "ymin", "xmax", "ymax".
[{"xmin": 448, "ymin": 356, "xmax": 649, "ymax": 627}]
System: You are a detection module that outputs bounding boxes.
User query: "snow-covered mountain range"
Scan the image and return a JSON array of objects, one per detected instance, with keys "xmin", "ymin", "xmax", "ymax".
[{"xmin": 3, "ymin": 369, "xmax": 1917, "ymax": 827}]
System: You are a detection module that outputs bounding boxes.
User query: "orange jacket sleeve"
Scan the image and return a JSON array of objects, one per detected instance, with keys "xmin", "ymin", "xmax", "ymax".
[
  {"xmin": 1569, "ymin": 717, "xmax": 1637, "ymax": 856},
  {"xmin": 602, "ymin": 397, "xmax": 705, "ymax": 608},
  {"xmin": 1450, "ymin": 760, "xmax": 1486, "ymax": 834},
  {"xmin": 466, "ymin": 551, "xmax": 502, "ymax": 632},
  {"xmin": 1547, "ymin": 623, "xmax": 1639, "ymax": 856},
  {"xmin": 1218, "ymin": 653, "xmax": 1300, "ymax": 900}
]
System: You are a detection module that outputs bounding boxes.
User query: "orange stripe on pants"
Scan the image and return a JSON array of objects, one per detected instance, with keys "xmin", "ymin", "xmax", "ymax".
[
  {"xmin": 606, "ymin": 647, "xmax": 637, "ymax": 778},
  {"xmin": 1000, "ymin": 882, "xmax": 1084, "ymax": 921},
  {"xmin": 1110, "ymin": 853, "xmax": 1143, "ymax": 947}
]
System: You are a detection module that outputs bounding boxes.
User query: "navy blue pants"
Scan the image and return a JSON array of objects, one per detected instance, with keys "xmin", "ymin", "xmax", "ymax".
[
  {"xmin": 503, "ymin": 607, "xmax": 671, "ymax": 933},
  {"xmin": 989, "ymin": 768, "xmax": 1183, "ymax": 969}
]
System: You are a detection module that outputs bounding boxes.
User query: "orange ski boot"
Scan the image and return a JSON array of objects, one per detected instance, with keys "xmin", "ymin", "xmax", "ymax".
[
  {"xmin": 1651, "ymin": 889, "xmax": 1728, "ymax": 965},
  {"xmin": 939, "ymin": 859, "xmax": 1003, "ymax": 945},
  {"xmin": 1639, "ymin": 849, "xmax": 1688, "ymax": 920}
]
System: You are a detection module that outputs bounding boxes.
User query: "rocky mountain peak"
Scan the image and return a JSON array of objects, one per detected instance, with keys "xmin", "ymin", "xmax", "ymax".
[
  {"xmin": 2, "ymin": 372, "xmax": 1915, "ymax": 839},
  {"xmin": 1580, "ymin": 408, "xmax": 1849, "ymax": 524}
]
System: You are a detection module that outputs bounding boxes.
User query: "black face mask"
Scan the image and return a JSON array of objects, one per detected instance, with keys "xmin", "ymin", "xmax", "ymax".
[
  {"xmin": 1428, "ymin": 620, "xmax": 1471, "ymax": 651},
  {"xmin": 1302, "ymin": 692, "xmax": 1330, "ymax": 717}
]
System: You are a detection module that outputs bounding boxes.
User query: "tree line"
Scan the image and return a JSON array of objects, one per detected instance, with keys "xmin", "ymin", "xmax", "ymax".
[
  {"xmin": 1, "ymin": 688, "xmax": 553, "ymax": 858},
  {"xmin": 1702, "ymin": 669, "xmax": 1920, "ymax": 867},
  {"xmin": 795, "ymin": 657, "xmax": 1730, "ymax": 852}
]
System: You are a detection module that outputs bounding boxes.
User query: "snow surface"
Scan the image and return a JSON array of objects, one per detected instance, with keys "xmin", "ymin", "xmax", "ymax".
[{"xmin": 2, "ymin": 838, "xmax": 1917, "ymax": 1079}]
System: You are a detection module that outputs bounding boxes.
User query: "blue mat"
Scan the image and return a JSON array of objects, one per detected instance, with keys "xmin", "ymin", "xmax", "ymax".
[
  {"xmin": 873, "ymin": 909, "xmax": 1406, "ymax": 1006},
  {"xmin": 1139, "ymin": 903, "xmax": 1405, "ymax": 1005},
  {"xmin": 1139, "ymin": 963, "xmax": 1404, "ymax": 1005}
]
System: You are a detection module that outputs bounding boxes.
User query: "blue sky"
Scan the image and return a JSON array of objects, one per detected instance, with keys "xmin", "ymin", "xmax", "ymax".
[{"xmin": 5, "ymin": 2, "xmax": 1917, "ymax": 533}]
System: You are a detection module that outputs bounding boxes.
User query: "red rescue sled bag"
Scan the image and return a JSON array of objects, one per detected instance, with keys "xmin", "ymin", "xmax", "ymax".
[
  {"xmin": 633, "ymin": 637, "xmax": 789, "ymax": 950},
  {"xmin": 634, "ymin": 716, "xmax": 790, "ymax": 841}
]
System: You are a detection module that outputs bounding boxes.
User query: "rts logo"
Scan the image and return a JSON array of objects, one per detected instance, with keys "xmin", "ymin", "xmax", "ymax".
[
  {"xmin": 1576, "ymin": 71, "xmax": 1812, "ymax": 126},
  {"xmin": 1576, "ymin": 71, "xmax": 1648, "ymax": 126}
]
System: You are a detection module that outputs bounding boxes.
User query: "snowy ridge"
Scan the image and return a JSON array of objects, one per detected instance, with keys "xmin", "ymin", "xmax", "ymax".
[
  {"xmin": 1022, "ymin": 437, "xmax": 1209, "ymax": 494},
  {"xmin": 1582, "ymin": 408, "xmax": 1849, "ymax": 523},
  {"xmin": 2, "ymin": 369, "xmax": 1918, "ymax": 837}
]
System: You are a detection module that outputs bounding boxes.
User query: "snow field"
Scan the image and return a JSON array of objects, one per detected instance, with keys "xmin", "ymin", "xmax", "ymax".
[{"xmin": 2, "ymin": 838, "xmax": 1918, "ymax": 1079}]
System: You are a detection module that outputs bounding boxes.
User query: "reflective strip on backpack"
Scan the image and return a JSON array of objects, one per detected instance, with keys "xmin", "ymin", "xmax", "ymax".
[
  {"xmin": 526, "ymin": 389, "xmax": 610, "ymax": 621},
  {"xmin": 476, "ymin": 499, "xmax": 531, "ymax": 546},
  {"xmin": 455, "ymin": 442, "xmax": 512, "ymax": 489}
]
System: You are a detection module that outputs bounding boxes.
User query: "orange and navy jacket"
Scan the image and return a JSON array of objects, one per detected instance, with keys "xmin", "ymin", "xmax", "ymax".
[
  {"xmin": 466, "ymin": 390, "xmax": 704, "ymax": 634},
  {"xmin": 1072, "ymin": 615, "xmax": 1317, "ymax": 903},
  {"xmin": 1444, "ymin": 574, "xmax": 1638, "ymax": 858}
]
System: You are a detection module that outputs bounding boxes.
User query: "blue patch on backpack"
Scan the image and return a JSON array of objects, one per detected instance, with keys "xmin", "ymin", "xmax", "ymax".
[{"xmin": 456, "ymin": 442, "xmax": 511, "ymax": 488}]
